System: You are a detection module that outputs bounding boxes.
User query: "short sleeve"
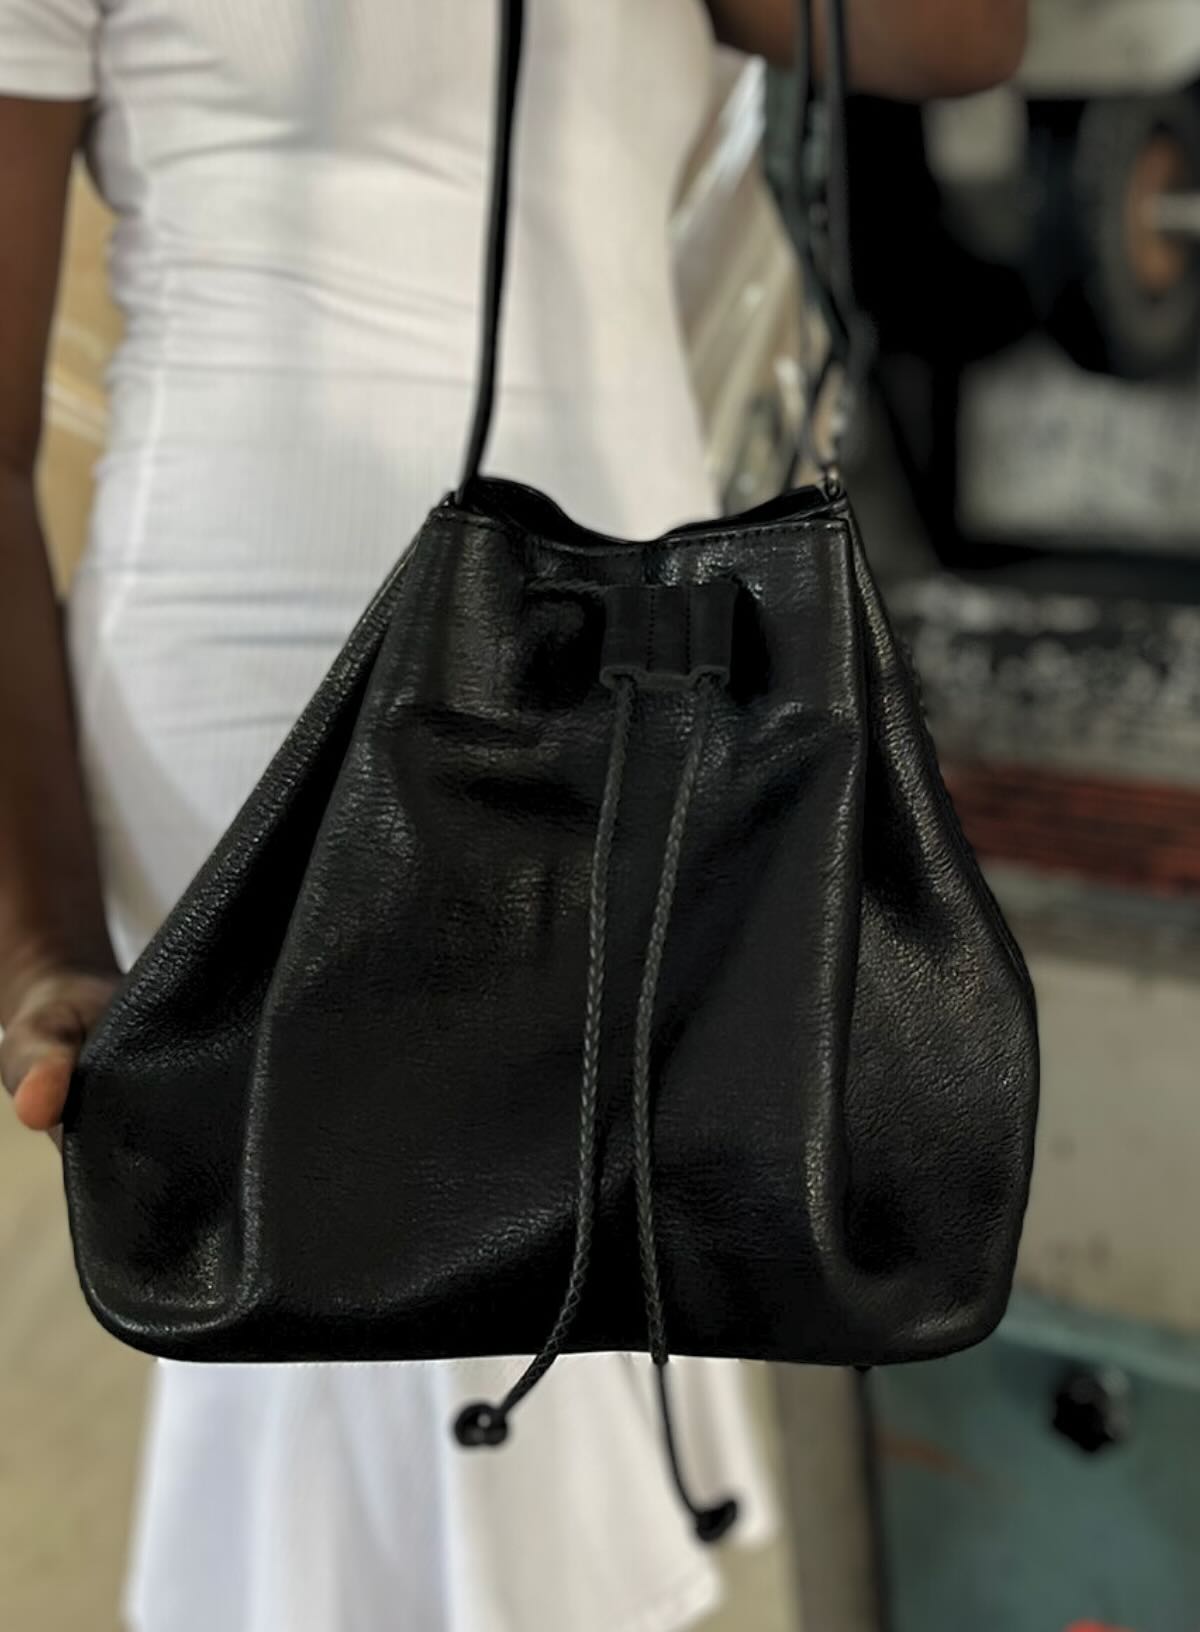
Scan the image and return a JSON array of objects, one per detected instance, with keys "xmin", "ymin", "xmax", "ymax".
[{"xmin": 0, "ymin": 0, "xmax": 99, "ymax": 100}]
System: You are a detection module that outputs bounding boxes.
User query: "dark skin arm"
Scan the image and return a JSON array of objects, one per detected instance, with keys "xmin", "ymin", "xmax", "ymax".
[
  {"xmin": 0, "ymin": 97, "xmax": 120, "ymax": 1132},
  {"xmin": 709, "ymin": 0, "xmax": 1030, "ymax": 99}
]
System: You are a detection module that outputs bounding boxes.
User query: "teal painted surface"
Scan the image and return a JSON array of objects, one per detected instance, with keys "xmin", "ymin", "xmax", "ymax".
[
  {"xmin": 873, "ymin": 1296, "xmax": 1200, "ymax": 1632},
  {"xmin": 1002, "ymin": 1291, "xmax": 1200, "ymax": 1391}
]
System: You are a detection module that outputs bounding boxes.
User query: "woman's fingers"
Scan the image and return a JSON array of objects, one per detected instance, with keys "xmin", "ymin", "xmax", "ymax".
[
  {"xmin": 11, "ymin": 1052, "xmax": 75, "ymax": 1131},
  {"xmin": 0, "ymin": 1012, "xmax": 81, "ymax": 1128},
  {"xmin": 0, "ymin": 971, "xmax": 119, "ymax": 1131}
]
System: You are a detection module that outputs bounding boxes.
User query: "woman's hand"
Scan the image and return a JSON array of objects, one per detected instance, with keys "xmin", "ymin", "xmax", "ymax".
[
  {"xmin": 709, "ymin": 0, "xmax": 1030, "ymax": 100},
  {"xmin": 1, "ymin": 94, "xmax": 118, "ymax": 1142},
  {"xmin": 1, "ymin": 965, "xmax": 119, "ymax": 1132}
]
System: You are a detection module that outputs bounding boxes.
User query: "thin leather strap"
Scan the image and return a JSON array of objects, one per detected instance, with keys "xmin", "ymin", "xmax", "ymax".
[
  {"xmin": 785, "ymin": 0, "xmax": 873, "ymax": 481},
  {"xmin": 822, "ymin": 0, "xmax": 874, "ymax": 430},
  {"xmin": 457, "ymin": 0, "xmax": 525, "ymax": 499},
  {"xmin": 460, "ymin": 0, "xmax": 866, "ymax": 496},
  {"xmin": 822, "ymin": 0, "xmax": 856, "ymax": 344}
]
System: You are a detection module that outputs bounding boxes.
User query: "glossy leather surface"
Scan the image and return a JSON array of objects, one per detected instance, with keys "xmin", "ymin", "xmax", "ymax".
[{"xmin": 63, "ymin": 476, "xmax": 1039, "ymax": 1366}]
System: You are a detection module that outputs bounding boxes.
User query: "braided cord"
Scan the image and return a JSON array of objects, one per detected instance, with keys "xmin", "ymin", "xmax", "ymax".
[
  {"xmin": 491, "ymin": 676, "xmax": 636, "ymax": 1417},
  {"xmin": 631, "ymin": 678, "xmax": 719, "ymax": 1365}
]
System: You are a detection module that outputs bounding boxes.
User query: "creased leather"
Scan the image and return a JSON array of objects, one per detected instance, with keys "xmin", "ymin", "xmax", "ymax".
[{"xmin": 63, "ymin": 476, "xmax": 1039, "ymax": 1367}]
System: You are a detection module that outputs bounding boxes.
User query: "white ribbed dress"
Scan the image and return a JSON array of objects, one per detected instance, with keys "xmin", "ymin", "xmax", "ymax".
[{"xmin": 1, "ymin": 3, "xmax": 779, "ymax": 1628}]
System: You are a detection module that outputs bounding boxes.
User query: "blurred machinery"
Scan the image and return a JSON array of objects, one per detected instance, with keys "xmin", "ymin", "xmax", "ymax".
[
  {"xmin": 860, "ymin": 0, "xmax": 1200, "ymax": 904},
  {"xmin": 930, "ymin": 0, "xmax": 1200, "ymax": 548},
  {"xmin": 933, "ymin": 0, "xmax": 1200, "ymax": 384},
  {"xmin": 814, "ymin": 0, "xmax": 1200, "ymax": 555}
]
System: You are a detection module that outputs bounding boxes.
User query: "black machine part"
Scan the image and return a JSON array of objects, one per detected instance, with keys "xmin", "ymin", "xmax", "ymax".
[
  {"xmin": 1052, "ymin": 1366, "xmax": 1134, "ymax": 1456},
  {"xmin": 1036, "ymin": 93, "xmax": 1200, "ymax": 381}
]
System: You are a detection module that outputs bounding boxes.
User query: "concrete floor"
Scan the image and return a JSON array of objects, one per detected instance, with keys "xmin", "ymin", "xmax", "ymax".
[{"xmin": 0, "ymin": 1110, "xmax": 803, "ymax": 1632}]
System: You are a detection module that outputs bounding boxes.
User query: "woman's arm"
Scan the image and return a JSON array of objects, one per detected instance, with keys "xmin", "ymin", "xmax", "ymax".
[
  {"xmin": 708, "ymin": 0, "xmax": 1029, "ymax": 99},
  {"xmin": 0, "ymin": 97, "xmax": 120, "ymax": 1130}
]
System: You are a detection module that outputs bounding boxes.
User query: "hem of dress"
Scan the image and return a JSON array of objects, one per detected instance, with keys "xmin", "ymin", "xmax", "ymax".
[
  {"xmin": 122, "ymin": 1560, "xmax": 726, "ymax": 1632},
  {"xmin": 607, "ymin": 1561, "xmax": 723, "ymax": 1632}
]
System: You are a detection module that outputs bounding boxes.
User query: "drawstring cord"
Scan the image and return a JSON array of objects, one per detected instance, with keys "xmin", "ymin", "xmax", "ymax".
[
  {"xmin": 632, "ymin": 676, "xmax": 740, "ymax": 1544},
  {"xmin": 456, "ymin": 674, "xmax": 739, "ymax": 1545},
  {"xmin": 454, "ymin": 676, "xmax": 633, "ymax": 1444}
]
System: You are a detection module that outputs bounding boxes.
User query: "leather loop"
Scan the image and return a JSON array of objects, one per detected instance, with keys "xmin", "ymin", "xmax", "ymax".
[{"xmin": 600, "ymin": 582, "xmax": 737, "ymax": 693}]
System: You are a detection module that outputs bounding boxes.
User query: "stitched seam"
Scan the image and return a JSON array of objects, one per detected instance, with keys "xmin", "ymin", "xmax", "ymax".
[{"xmin": 445, "ymin": 513, "xmax": 849, "ymax": 560}]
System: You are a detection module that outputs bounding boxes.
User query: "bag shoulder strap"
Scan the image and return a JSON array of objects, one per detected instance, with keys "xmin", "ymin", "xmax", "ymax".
[
  {"xmin": 457, "ymin": 0, "xmax": 525, "ymax": 500},
  {"xmin": 456, "ymin": 0, "xmax": 867, "ymax": 501},
  {"xmin": 787, "ymin": 0, "xmax": 873, "ymax": 483}
]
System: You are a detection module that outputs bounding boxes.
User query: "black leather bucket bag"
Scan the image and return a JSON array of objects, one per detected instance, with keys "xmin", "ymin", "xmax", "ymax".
[{"xmin": 64, "ymin": 0, "xmax": 1038, "ymax": 1523}]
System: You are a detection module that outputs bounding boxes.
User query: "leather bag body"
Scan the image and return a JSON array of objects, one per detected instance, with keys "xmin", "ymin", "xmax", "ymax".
[{"xmin": 64, "ymin": 475, "xmax": 1038, "ymax": 1367}]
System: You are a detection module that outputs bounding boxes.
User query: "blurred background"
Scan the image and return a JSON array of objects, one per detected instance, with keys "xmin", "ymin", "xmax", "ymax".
[{"xmin": 6, "ymin": 1, "xmax": 1200, "ymax": 1627}]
